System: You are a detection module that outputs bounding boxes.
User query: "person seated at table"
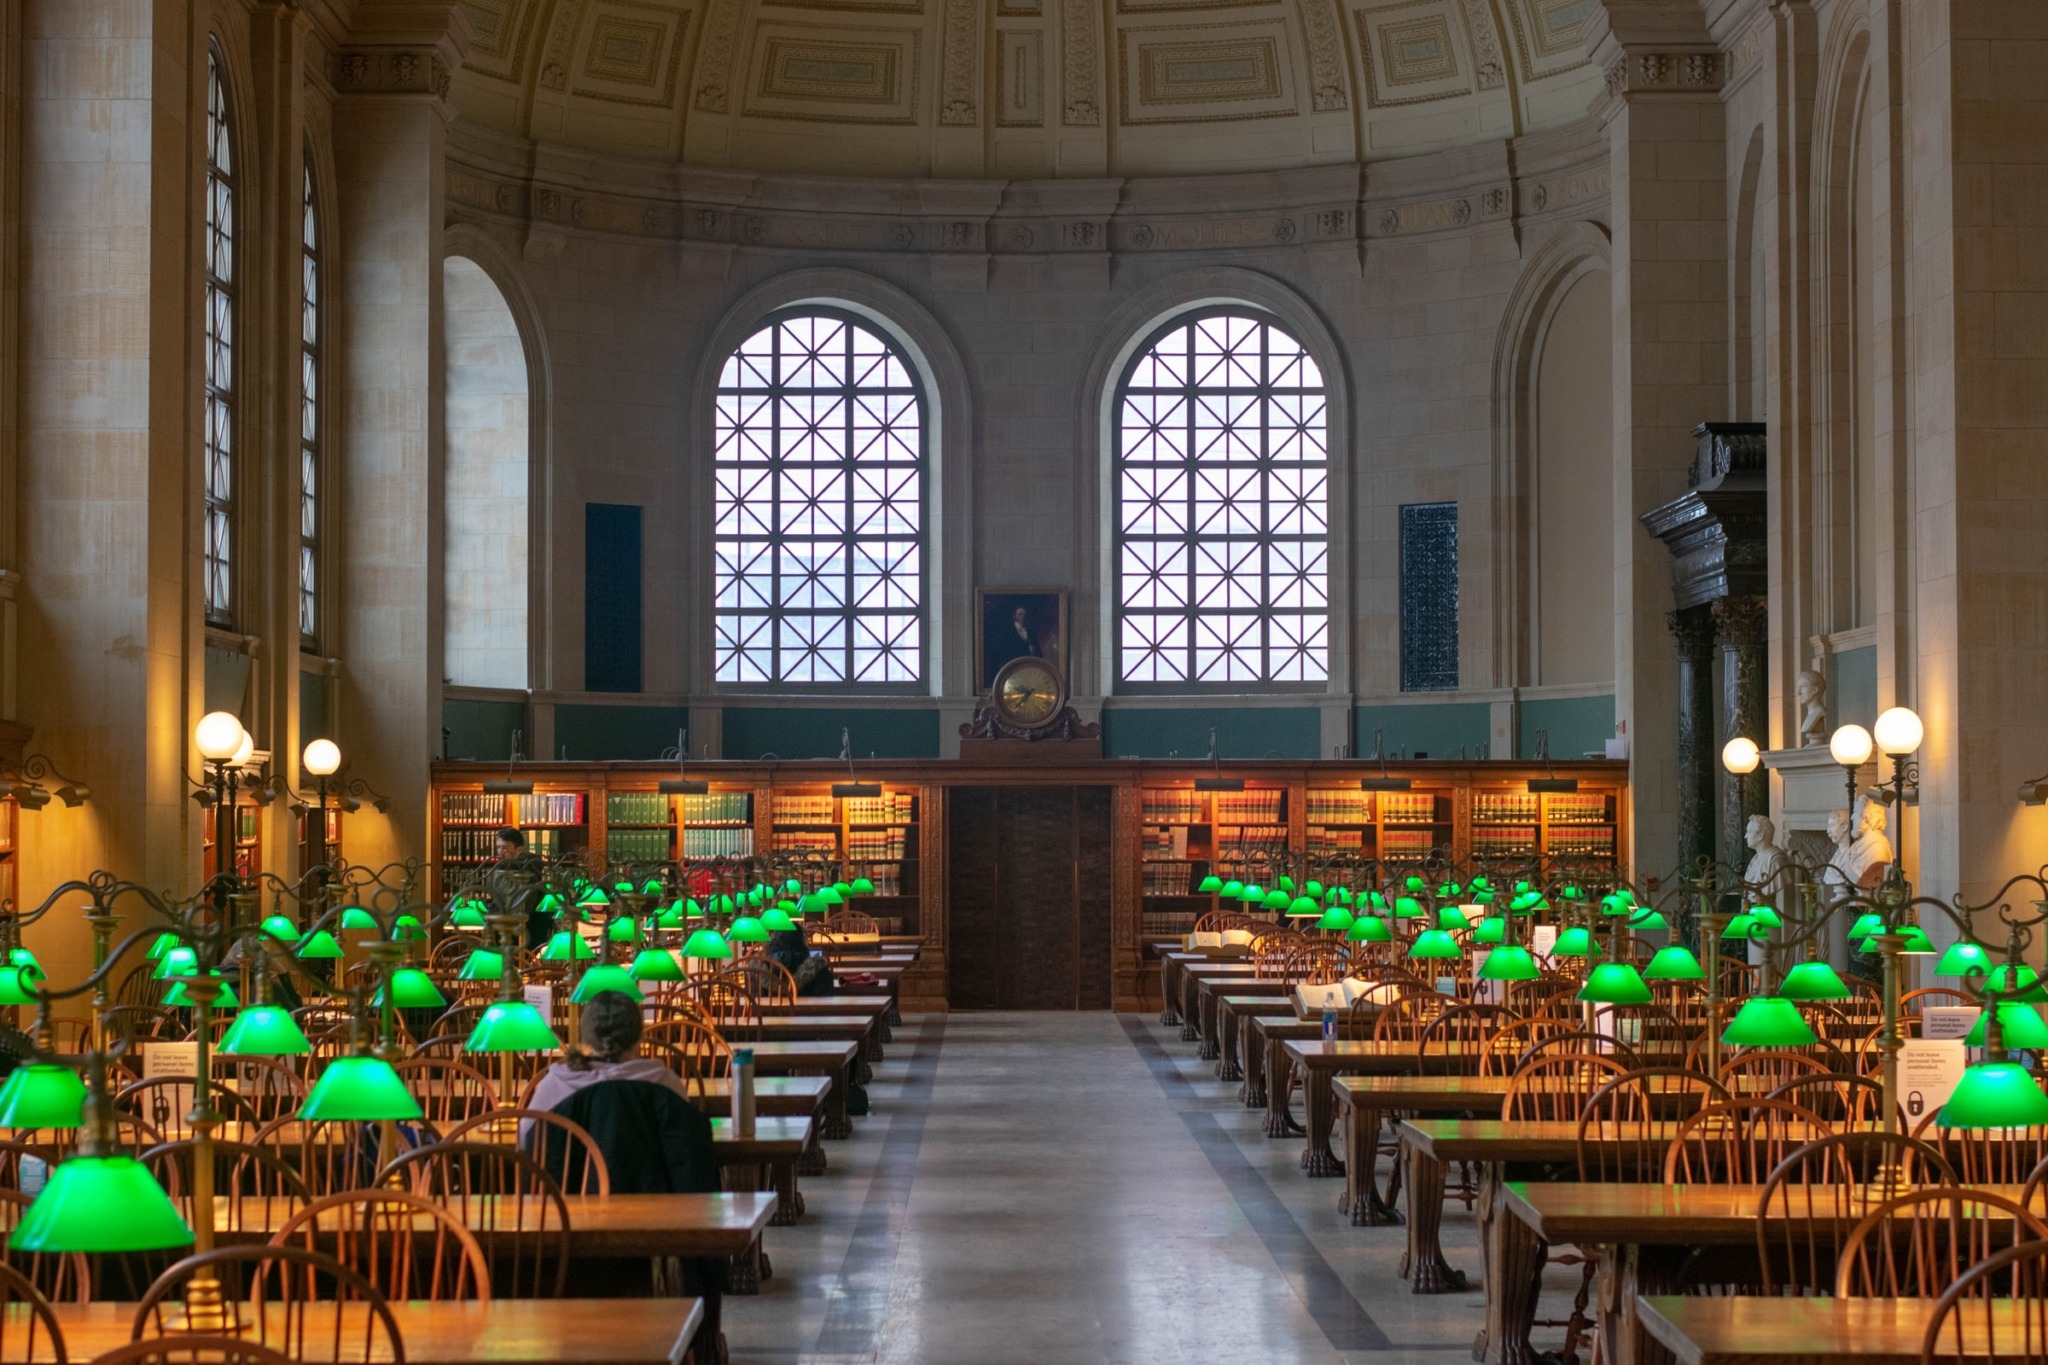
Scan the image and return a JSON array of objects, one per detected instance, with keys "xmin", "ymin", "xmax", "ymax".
[
  {"xmin": 524, "ymin": 991, "xmax": 726, "ymax": 1306},
  {"xmin": 766, "ymin": 922, "xmax": 835, "ymax": 996}
]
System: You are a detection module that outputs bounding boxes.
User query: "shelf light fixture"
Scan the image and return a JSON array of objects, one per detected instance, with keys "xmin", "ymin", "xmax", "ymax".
[
  {"xmin": 481, "ymin": 731, "xmax": 535, "ymax": 796},
  {"xmin": 1357, "ymin": 728, "xmax": 1412, "ymax": 793},
  {"xmin": 830, "ymin": 728, "xmax": 882, "ymax": 800},
  {"xmin": 1525, "ymin": 729, "xmax": 1578, "ymax": 794},
  {"xmin": 657, "ymin": 728, "xmax": 709, "ymax": 796},
  {"xmin": 1192, "ymin": 728, "xmax": 1245, "ymax": 793}
]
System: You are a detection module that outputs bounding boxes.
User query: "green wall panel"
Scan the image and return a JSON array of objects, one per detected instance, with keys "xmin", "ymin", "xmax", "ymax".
[
  {"xmin": 443, "ymin": 698, "xmax": 525, "ymax": 762},
  {"xmin": 1352, "ymin": 703, "xmax": 1489, "ymax": 760},
  {"xmin": 555, "ymin": 704, "xmax": 689, "ymax": 761},
  {"xmin": 722, "ymin": 707, "xmax": 940, "ymax": 760},
  {"xmin": 1103, "ymin": 707, "xmax": 1320, "ymax": 760},
  {"xmin": 300, "ymin": 672, "xmax": 330, "ymax": 744},
  {"xmin": 1517, "ymin": 695, "xmax": 1614, "ymax": 760},
  {"xmin": 1833, "ymin": 646, "xmax": 1877, "ymax": 730}
]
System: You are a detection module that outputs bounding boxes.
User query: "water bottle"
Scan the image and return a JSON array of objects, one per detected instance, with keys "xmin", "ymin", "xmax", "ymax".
[
  {"xmin": 1321, "ymin": 1002, "xmax": 1338, "ymax": 1042},
  {"xmin": 732, "ymin": 1046, "xmax": 756, "ymax": 1139}
]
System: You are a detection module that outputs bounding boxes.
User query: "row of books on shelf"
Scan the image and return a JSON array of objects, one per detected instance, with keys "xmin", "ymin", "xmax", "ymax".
[
  {"xmin": 683, "ymin": 827, "xmax": 756, "ymax": 858},
  {"xmin": 608, "ymin": 828, "xmax": 673, "ymax": 862},
  {"xmin": 1380, "ymin": 828, "xmax": 1440, "ymax": 858},
  {"xmin": 1214, "ymin": 825, "xmax": 1287, "ymax": 852},
  {"xmin": 773, "ymin": 831, "xmax": 839, "ymax": 853},
  {"xmin": 441, "ymin": 792, "xmax": 587, "ymax": 827},
  {"xmin": 848, "ymin": 830, "xmax": 909, "ymax": 859},
  {"xmin": 682, "ymin": 792, "xmax": 753, "ymax": 825},
  {"xmin": 1306, "ymin": 828, "xmax": 1367, "ymax": 852},
  {"xmin": 1472, "ymin": 792, "xmax": 1540, "ymax": 823},
  {"xmin": 1302, "ymin": 791, "xmax": 1375, "ymax": 824},
  {"xmin": 440, "ymin": 826, "xmax": 564, "ymax": 862},
  {"xmin": 605, "ymin": 792, "xmax": 672, "ymax": 826},
  {"xmin": 1379, "ymin": 792, "xmax": 1441, "ymax": 824},
  {"xmin": 1472, "ymin": 830, "xmax": 1539, "ymax": 857},
  {"xmin": 1140, "ymin": 791, "xmax": 1205, "ymax": 824},
  {"xmin": 1143, "ymin": 827, "xmax": 1191, "ymax": 860},
  {"xmin": 772, "ymin": 795, "xmax": 838, "ymax": 824},
  {"xmin": 860, "ymin": 864, "xmax": 907, "ymax": 896},
  {"xmin": 1211, "ymin": 791, "xmax": 1284, "ymax": 823},
  {"xmin": 844, "ymin": 793, "xmax": 914, "ymax": 824},
  {"xmin": 1544, "ymin": 793, "xmax": 1614, "ymax": 825},
  {"xmin": 1548, "ymin": 828, "xmax": 1617, "ymax": 857},
  {"xmin": 1143, "ymin": 864, "xmax": 1197, "ymax": 896}
]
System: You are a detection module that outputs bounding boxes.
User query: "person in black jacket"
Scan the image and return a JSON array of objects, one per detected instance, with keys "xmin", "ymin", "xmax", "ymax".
[{"xmin": 523, "ymin": 991, "xmax": 728, "ymax": 1334}]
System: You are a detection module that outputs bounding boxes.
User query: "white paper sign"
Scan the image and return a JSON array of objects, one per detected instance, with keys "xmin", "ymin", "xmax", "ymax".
[
  {"xmin": 1530, "ymin": 925, "xmax": 1560, "ymax": 962},
  {"xmin": 1898, "ymin": 1039, "xmax": 1967, "ymax": 1126},
  {"xmin": 523, "ymin": 983, "xmax": 554, "ymax": 1019},
  {"xmin": 140, "ymin": 1041, "xmax": 200, "ymax": 1080},
  {"xmin": 1434, "ymin": 975, "xmax": 1458, "ymax": 997},
  {"xmin": 1921, "ymin": 1006, "xmax": 1979, "ymax": 1042},
  {"xmin": 1470, "ymin": 951, "xmax": 1502, "ymax": 1004}
]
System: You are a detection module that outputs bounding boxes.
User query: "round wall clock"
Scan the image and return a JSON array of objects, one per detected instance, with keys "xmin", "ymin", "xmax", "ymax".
[{"xmin": 991, "ymin": 656, "xmax": 1064, "ymax": 733}]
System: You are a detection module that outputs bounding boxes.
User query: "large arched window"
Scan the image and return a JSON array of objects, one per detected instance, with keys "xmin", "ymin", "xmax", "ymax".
[
  {"xmin": 713, "ymin": 310, "xmax": 925, "ymax": 685},
  {"xmin": 203, "ymin": 46, "xmax": 237, "ymax": 625},
  {"xmin": 299, "ymin": 151, "xmax": 323, "ymax": 648},
  {"xmin": 1114, "ymin": 311, "xmax": 1328, "ymax": 685}
]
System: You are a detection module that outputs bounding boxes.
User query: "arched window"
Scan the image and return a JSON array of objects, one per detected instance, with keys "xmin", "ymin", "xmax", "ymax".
[
  {"xmin": 1114, "ymin": 311, "xmax": 1328, "ymax": 685},
  {"xmin": 299, "ymin": 151, "xmax": 323, "ymax": 647},
  {"xmin": 713, "ymin": 310, "xmax": 925, "ymax": 685},
  {"xmin": 203, "ymin": 46, "xmax": 237, "ymax": 625},
  {"xmin": 442, "ymin": 256, "xmax": 530, "ymax": 690}
]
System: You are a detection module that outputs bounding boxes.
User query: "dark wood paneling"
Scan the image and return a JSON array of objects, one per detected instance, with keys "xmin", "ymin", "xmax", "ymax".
[
  {"xmin": 947, "ymin": 785, "xmax": 1114, "ymax": 1009},
  {"xmin": 1076, "ymin": 786, "xmax": 1113, "ymax": 1010},
  {"xmin": 946, "ymin": 787, "xmax": 1002, "ymax": 1010}
]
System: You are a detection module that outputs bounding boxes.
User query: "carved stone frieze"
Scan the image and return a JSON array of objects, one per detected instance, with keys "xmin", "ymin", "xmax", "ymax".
[
  {"xmin": 1456, "ymin": 0, "xmax": 1505, "ymax": 91},
  {"xmin": 938, "ymin": 0, "xmax": 981, "ymax": 124},
  {"xmin": 1602, "ymin": 49, "xmax": 1723, "ymax": 97},
  {"xmin": 334, "ymin": 48, "xmax": 454, "ymax": 97},
  {"xmin": 1299, "ymin": 0, "xmax": 1348, "ymax": 112},
  {"xmin": 694, "ymin": 0, "xmax": 747, "ymax": 110},
  {"xmin": 1061, "ymin": 0, "xmax": 1101, "ymax": 125}
]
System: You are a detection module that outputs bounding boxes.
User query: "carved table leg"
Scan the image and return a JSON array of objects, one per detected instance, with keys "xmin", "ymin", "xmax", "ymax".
[
  {"xmin": 1300, "ymin": 1068, "xmax": 1344, "ymax": 1177},
  {"xmin": 1476, "ymin": 1163, "xmax": 1545, "ymax": 1365},
  {"xmin": 769, "ymin": 1157, "xmax": 805, "ymax": 1226},
  {"xmin": 1160, "ymin": 959, "xmax": 1180, "ymax": 1026},
  {"xmin": 727, "ymin": 1244, "xmax": 760, "ymax": 1296},
  {"xmin": 1344, "ymin": 1106, "xmax": 1403, "ymax": 1225},
  {"xmin": 1218, "ymin": 1007, "xmax": 1243, "ymax": 1082},
  {"xmin": 821, "ymin": 1066, "xmax": 853, "ymax": 1140},
  {"xmin": 1180, "ymin": 974, "xmax": 1201, "ymax": 1042},
  {"xmin": 1403, "ymin": 1138, "xmax": 1467, "ymax": 1291},
  {"xmin": 1197, "ymin": 988, "xmax": 1221, "ymax": 1061},
  {"xmin": 1262, "ymin": 1037, "xmax": 1300, "ymax": 1137},
  {"xmin": 797, "ymin": 1129, "xmax": 827, "ymax": 1177}
]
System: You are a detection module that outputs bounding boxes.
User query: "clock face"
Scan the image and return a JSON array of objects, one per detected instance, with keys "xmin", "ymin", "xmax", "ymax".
[{"xmin": 996, "ymin": 659, "xmax": 1061, "ymax": 727}]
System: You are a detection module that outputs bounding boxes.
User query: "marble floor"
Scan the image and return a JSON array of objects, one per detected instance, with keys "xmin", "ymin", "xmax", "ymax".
[{"xmin": 722, "ymin": 1012, "xmax": 1549, "ymax": 1365}]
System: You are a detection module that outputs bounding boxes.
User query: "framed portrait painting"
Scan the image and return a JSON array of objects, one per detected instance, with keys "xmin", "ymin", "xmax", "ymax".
[{"xmin": 976, "ymin": 589, "xmax": 1067, "ymax": 692}]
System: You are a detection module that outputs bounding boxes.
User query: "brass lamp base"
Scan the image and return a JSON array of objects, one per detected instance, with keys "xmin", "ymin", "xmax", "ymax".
[{"xmin": 165, "ymin": 1272, "xmax": 247, "ymax": 1335}]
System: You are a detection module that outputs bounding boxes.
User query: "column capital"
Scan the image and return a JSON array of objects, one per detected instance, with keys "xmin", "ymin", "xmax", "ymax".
[
  {"xmin": 1669, "ymin": 604, "xmax": 1718, "ymax": 662},
  {"xmin": 333, "ymin": 1, "xmax": 473, "ymax": 100},
  {"xmin": 1711, "ymin": 594, "xmax": 1769, "ymax": 651},
  {"xmin": 1581, "ymin": 1, "xmax": 1724, "ymax": 109}
]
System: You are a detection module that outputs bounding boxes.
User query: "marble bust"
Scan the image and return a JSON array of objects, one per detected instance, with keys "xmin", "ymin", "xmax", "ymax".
[
  {"xmin": 1796, "ymin": 669, "xmax": 1829, "ymax": 747},
  {"xmin": 1741, "ymin": 814, "xmax": 1790, "ymax": 906},
  {"xmin": 1826, "ymin": 795, "xmax": 1894, "ymax": 892},
  {"xmin": 1820, "ymin": 808, "xmax": 1854, "ymax": 901}
]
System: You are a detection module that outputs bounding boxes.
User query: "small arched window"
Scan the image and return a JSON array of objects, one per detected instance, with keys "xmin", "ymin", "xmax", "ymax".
[
  {"xmin": 713, "ymin": 310, "xmax": 926, "ymax": 685},
  {"xmin": 1114, "ymin": 310, "xmax": 1329, "ymax": 685},
  {"xmin": 299, "ymin": 150, "xmax": 323, "ymax": 647},
  {"xmin": 203, "ymin": 45, "xmax": 238, "ymax": 625}
]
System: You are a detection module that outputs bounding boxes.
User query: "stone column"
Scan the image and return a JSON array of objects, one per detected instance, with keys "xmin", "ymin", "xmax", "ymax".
[
  {"xmin": 1586, "ymin": 7, "xmax": 1729, "ymax": 879},
  {"xmin": 1670, "ymin": 606, "xmax": 1718, "ymax": 882},
  {"xmin": 331, "ymin": 17, "xmax": 467, "ymax": 869},
  {"xmin": 1714, "ymin": 594, "xmax": 1769, "ymax": 870}
]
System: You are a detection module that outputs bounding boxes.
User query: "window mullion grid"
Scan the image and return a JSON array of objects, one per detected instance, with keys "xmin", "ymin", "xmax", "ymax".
[
  {"xmin": 770, "ymin": 324, "xmax": 786, "ymax": 683},
  {"xmin": 838, "ymin": 336, "xmax": 857, "ymax": 682},
  {"xmin": 1179, "ymin": 370, "xmax": 1198, "ymax": 685}
]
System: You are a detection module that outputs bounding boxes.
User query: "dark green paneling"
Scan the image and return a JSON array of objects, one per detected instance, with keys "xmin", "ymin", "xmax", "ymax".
[
  {"xmin": 722, "ymin": 707, "xmax": 940, "ymax": 760},
  {"xmin": 1102, "ymin": 707, "xmax": 1320, "ymax": 760},
  {"xmin": 1517, "ymin": 695, "xmax": 1614, "ymax": 760},
  {"xmin": 555, "ymin": 704, "xmax": 689, "ymax": 760},
  {"xmin": 1353, "ymin": 702, "xmax": 1490, "ymax": 760},
  {"xmin": 300, "ymin": 671, "xmax": 330, "ymax": 743},
  {"xmin": 204, "ymin": 647, "xmax": 250, "ymax": 719},
  {"xmin": 443, "ymin": 698, "xmax": 525, "ymax": 761},
  {"xmin": 1834, "ymin": 646, "xmax": 1877, "ymax": 729}
]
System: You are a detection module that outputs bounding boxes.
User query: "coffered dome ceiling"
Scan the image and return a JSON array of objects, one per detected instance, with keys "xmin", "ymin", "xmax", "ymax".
[{"xmin": 451, "ymin": 0, "xmax": 1605, "ymax": 178}]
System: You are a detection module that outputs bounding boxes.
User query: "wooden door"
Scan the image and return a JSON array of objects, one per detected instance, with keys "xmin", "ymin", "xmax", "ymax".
[{"xmin": 946, "ymin": 786, "xmax": 1113, "ymax": 1009}]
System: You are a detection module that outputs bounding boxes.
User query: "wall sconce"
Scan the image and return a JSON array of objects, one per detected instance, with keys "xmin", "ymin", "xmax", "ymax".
[
  {"xmin": 1, "ymin": 755, "xmax": 91, "ymax": 810},
  {"xmin": 2018, "ymin": 775, "xmax": 2048, "ymax": 807}
]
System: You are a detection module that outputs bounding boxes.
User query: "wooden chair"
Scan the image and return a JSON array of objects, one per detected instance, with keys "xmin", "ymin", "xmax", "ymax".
[
  {"xmin": 1765, "ymin": 1072, "xmax": 1884, "ymax": 1127},
  {"xmin": 643, "ymin": 1018, "xmax": 734, "ymax": 1101},
  {"xmin": 391, "ymin": 1058, "xmax": 499, "ymax": 1129},
  {"xmin": 1835, "ymin": 1188, "xmax": 2048, "ymax": 1298},
  {"xmin": 427, "ymin": 1002, "xmax": 490, "ymax": 1041},
  {"xmin": 718, "ymin": 958, "xmax": 798, "ymax": 1009},
  {"xmin": 1901, "ymin": 986, "xmax": 1973, "ymax": 1017},
  {"xmin": 0, "ymin": 1136, "xmax": 60, "ymax": 1188},
  {"xmin": 678, "ymin": 979, "xmax": 761, "ymax": 1043},
  {"xmin": 83, "ymin": 1336, "xmax": 293, "ymax": 1365},
  {"xmin": 132, "ymin": 1245, "xmax": 403, "ymax": 1365},
  {"xmin": 207, "ymin": 1058, "xmax": 309, "ymax": 1125},
  {"xmin": 0, "ymin": 1260, "xmax": 66, "ymax": 1364},
  {"xmin": 439, "ymin": 1109, "xmax": 612, "ymax": 1196},
  {"xmin": 0, "ymin": 1188, "xmax": 90, "ymax": 1306},
  {"xmin": 1577, "ymin": 1068, "xmax": 1730, "ymax": 1181},
  {"xmin": 1370, "ymin": 992, "xmax": 1446, "ymax": 1043},
  {"xmin": 1499, "ymin": 1053, "xmax": 1630, "ymax": 1123},
  {"xmin": 1912, "ymin": 1111, "xmax": 2048, "ymax": 1187},
  {"xmin": 114, "ymin": 1080, "xmax": 263, "ymax": 1139},
  {"xmin": 1662, "ymin": 1099, "xmax": 1835, "ymax": 1184},
  {"xmin": 1415, "ymin": 1002, "xmax": 1516, "ymax": 1074},
  {"xmin": 1717, "ymin": 1049, "xmax": 1834, "ymax": 1096},
  {"xmin": 249, "ymin": 1116, "xmax": 432, "ymax": 1199},
  {"xmin": 1755, "ymin": 1131, "xmax": 1958, "ymax": 1295},
  {"xmin": 271, "ymin": 1189, "xmax": 492, "ymax": 1303},
  {"xmin": 1515, "ymin": 1031, "xmax": 1642, "ymax": 1073},
  {"xmin": 1920, "ymin": 1240, "xmax": 2048, "ymax": 1365},
  {"xmin": 823, "ymin": 908, "xmax": 878, "ymax": 935},
  {"xmin": 376, "ymin": 1141, "xmax": 570, "ymax": 1297},
  {"xmin": 140, "ymin": 1140, "xmax": 310, "ymax": 1232},
  {"xmin": 1475, "ymin": 1018, "xmax": 1575, "ymax": 1077}
]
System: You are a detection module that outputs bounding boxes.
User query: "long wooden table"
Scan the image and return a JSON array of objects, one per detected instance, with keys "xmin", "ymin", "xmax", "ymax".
[
  {"xmin": 37, "ymin": 1299, "xmax": 704, "ymax": 1365},
  {"xmin": 1177, "ymin": 962, "xmax": 1261, "ymax": 1043},
  {"xmin": 1333, "ymin": 1074, "xmax": 1510, "ymax": 1229},
  {"xmin": 1635, "ymin": 1294, "xmax": 2033, "ymax": 1365},
  {"xmin": 708, "ymin": 1115, "xmax": 815, "ymax": 1227},
  {"xmin": 1246, "ymin": 1013, "xmax": 1318, "ymax": 1122},
  {"xmin": 1281, "ymin": 1040, "xmax": 1482, "ymax": 1175},
  {"xmin": 1192, "ymin": 976, "xmax": 1293, "ymax": 1060},
  {"xmin": 738, "ymin": 1040, "xmax": 859, "ymax": 1139},
  {"xmin": 1215, "ymin": 995, "xmax": 1290, "ymax": 1084},
  {"xmin": 212, "ymin": 1191, "xmax": 778, "ymax": 1258}
]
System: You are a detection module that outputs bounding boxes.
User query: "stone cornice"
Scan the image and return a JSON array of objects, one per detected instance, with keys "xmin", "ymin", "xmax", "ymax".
[
  {"xmin": 444, "ymin": 119, "xmax": 1611, "ymax": 256},
  {"xmin": 331, "ymin": 0, "xmax": 473, "ymax": 101}
]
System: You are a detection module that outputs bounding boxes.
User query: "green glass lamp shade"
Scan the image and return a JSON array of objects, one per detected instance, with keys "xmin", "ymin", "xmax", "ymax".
[
  {"xmin": 784, "ymin": 879, "xmax": 803, "ymax": 894},
  {"xmin": 1550, "ymin": 927, "xmax": 1598, "ymax": 958},
  {"xmin": 1471, "ymin": 876, "xmax": 1491, "ymax": 891},
  {"xmin": 295, "ymin": 930, "xmax": 344, "ymax": 960},
  {"xmin": 1721, "ymin": 996, "xmax": 1818, "ymax": 1047},
  {"xmin": 643, "ymin": 878, "xmax": 666, "ymax": 895},
  {"xmin": 820, "ymin": 886, "xmax": 847, "ymax": 907},
  {"xmin": 851, "ymin": 877, "xmax": 875, "ymax": 895},
  {"xmin": 374, "ymin": 968, "xmax": 447, "ymax": 1010},
  {"xmin": 685, "ymin": 898, "xmax": 707, "ymax": 920},
  {"xmin": 578, "ymin": 887, "xmax": 610, "ymax": 908},
  {"xmin": 1393, "ymin": 896, "xmax": 1425, "ymax": 920},
  {"xmin": 1846, "ymin": 913, "xmax": 1884, "ymax": 942},
  {"xmin": 1285, "ymin": 895, "xmax": 1318, "ymax": 916},
  {"xmin": 1197, "ymin": 875, "xmax": 1223, "ymax": 894},
  {"xmin": 1600, "ymin": 894, "xmax": 1627, "ymax": 916},
  {"xmin": 1331, "ymin": 888, "xmax": 1353, "ymax": 907},
  {"xmin": 1237, "ymin": 884, "xmax": 1265, "ymax": 906},
  {"xmin": 1989, "ymin": 965, "xmax": 2047, "ymax": 1002},
  {"xmin": 1629, "ymin": 910, "xmax": 1671, "ymax": 933},
  {"xmin": 1473, "ymin": 916, "xmax": 1506, "ymax": 945},
  {"xmin": 0, "ymin": 966, "xmax": 40, "ymax": 1006},
  {"xmin": 1315, "ymin": 907, "xmax": 1355, "ymax": 933},
  {"xmin": 1509, "ymin": 892, "xmax": 1542, "ymax": 915},
  {"xmin": 1437, "ymin": 907, "xmax": 1472, "ymax": 931},
  {"xmin": 218, "ymin": 1004, "xmax": 313, "ymax": 1057},
  {"xmin": 339, "ymin": 906, "xmax": 378, "ymax": 931},
  {"xmin": 607, "ymin": 916, "xmax": 641, "ymax": 944},
  {"xmin": 1479, "ymin": 946, "xmax": 1541, "ymax": 982},
  {"xmin": 1367, "ymin": 891, "xmax": 1388, "ymax": 911},
  {"xmin": 261, "ymin": 915, "xmax": 302, "ymax": 943},
  {"xmin": 654, "ymin": 903, "xmax": 686, "ymax": 929},
  {"xmin": 536, "ymin": 893, "xmax": 567, "ymax": 917},
  {"xmin": 541, "ymin": 931, "xmax": 596, "ymax": 962},
  {"xmin": 729, "ymin": 916, "xmax": 770, "ymax": 943},
  {"xmin": 1779, "ymin": 960, "xmax": 1851, "ymax": 1002},
  {"xmin": 1579, "ymin": 963, "xmax": 1653, "ymax": 1005},
  {"xmin": 570, "ymin": 964, "xmax": 643, "ymax": 1004},
  {"xmin": 1514, "ymin": 881, "xmax": 1533, "ymax": 894},
  {"xmin": 1561, "ymin": 885, "xmax": 1583, "ymax": 902},
  {"xmin": 1644, "ymin": 945, "xmax": 1706, "ymax": 981},
  {"xmin": 760, "ymin": 908, "xmax": 797, "ymax": 933},
  {"xmin": 1408, "ymin": 929, "xmax": 1463, "ymax": 960},
  {"xmin": 1967, "ymin": 1003, "xmax": 2048, "ymax": 1050},
  {"xmin": 1610, "ymin": 889, "xmax": 1636, "ymax": 908},
  {"xmin": 162, "ymin": 977, "xmax": 237, "ymax": 1010},
  {"xmin": 1747, "ymin": 905, "xmax": 1783, "ymax": 930},
  {"xmin": 457, "ymin": 948, "xmax": 506, "ymax": 982},
  {"xmin": 1346, "ymin": 916, "xmax": 1392, "ymax": 943},
  {"xmin": 8, "ymin": 1155, "xmax": 193, "ymax": 1253},
  {"xmin": 0, "ymin": 1063, "xmax": 85, "ymax": 1128},
  {"xmin": 1277, "ymin": 876, "xmax": 1294, "ymax": 893},
  {"xmin": 392, "ymin": 915, "xmax": 427, "ymax": 942},
  {"xmin": 629, "ymin": 948, "xmax": 686, "ymax": 982},
  {"xmin": 1220, "ymin": 880, "xmax": 1245, "ymax": 899},
  {"xmin": 1721, "ymin": 915, "xmax": 1762, "ymax": 941},
  {"xmin": 796, "ymin": 894, "xmax": 823, "ymax": 916},
  {"xmin": 572, "ymin": 879, "xmax": 592, "ymax": 898},
  {"xmin": 147, "ymin": 934, "xmax": 184, "ymax": 961},
  {"xmin": 1936, "ymin": 942, "xmax": 1993, "ymax": 978},
  {"xmin": 1937, "ymin": 1061, "xmax": 2048, "ymax": 1129},
  {"xmin": 1895, "ymin": 925, "xmax": 1936, "ymax": 956},
  {"xmin": 1257, "ymin": 892, "xmax": 1287, "ymax": 912},
  {"xmin": 1406, "ymin": 876, "xmax": 1426, "ymax": 893},
  {"xmin": 463, "ymin": 1001, "xmax": 561, "ymax": 1054},
  {"xmin": 1304, "ymin": 881, "xmax": 1324, "ymax": 898},
  {"xmin": 150, "ymin": 947, "xmax": 197, "ymax": 981},
  {"xmin": 706, "ymin": 895, "xmax": 734, "ymax": 917},
  {"xmin": 681, "ymin": 928, "xmax": 733, "ymax": 961},
  {"xmin": 1473, "ymin": 888, "xmax": 1495, "ymax": 905},
  {"xmin": 299, "ymin": 1055, "xmax": 424, "ymax": 1121}
]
